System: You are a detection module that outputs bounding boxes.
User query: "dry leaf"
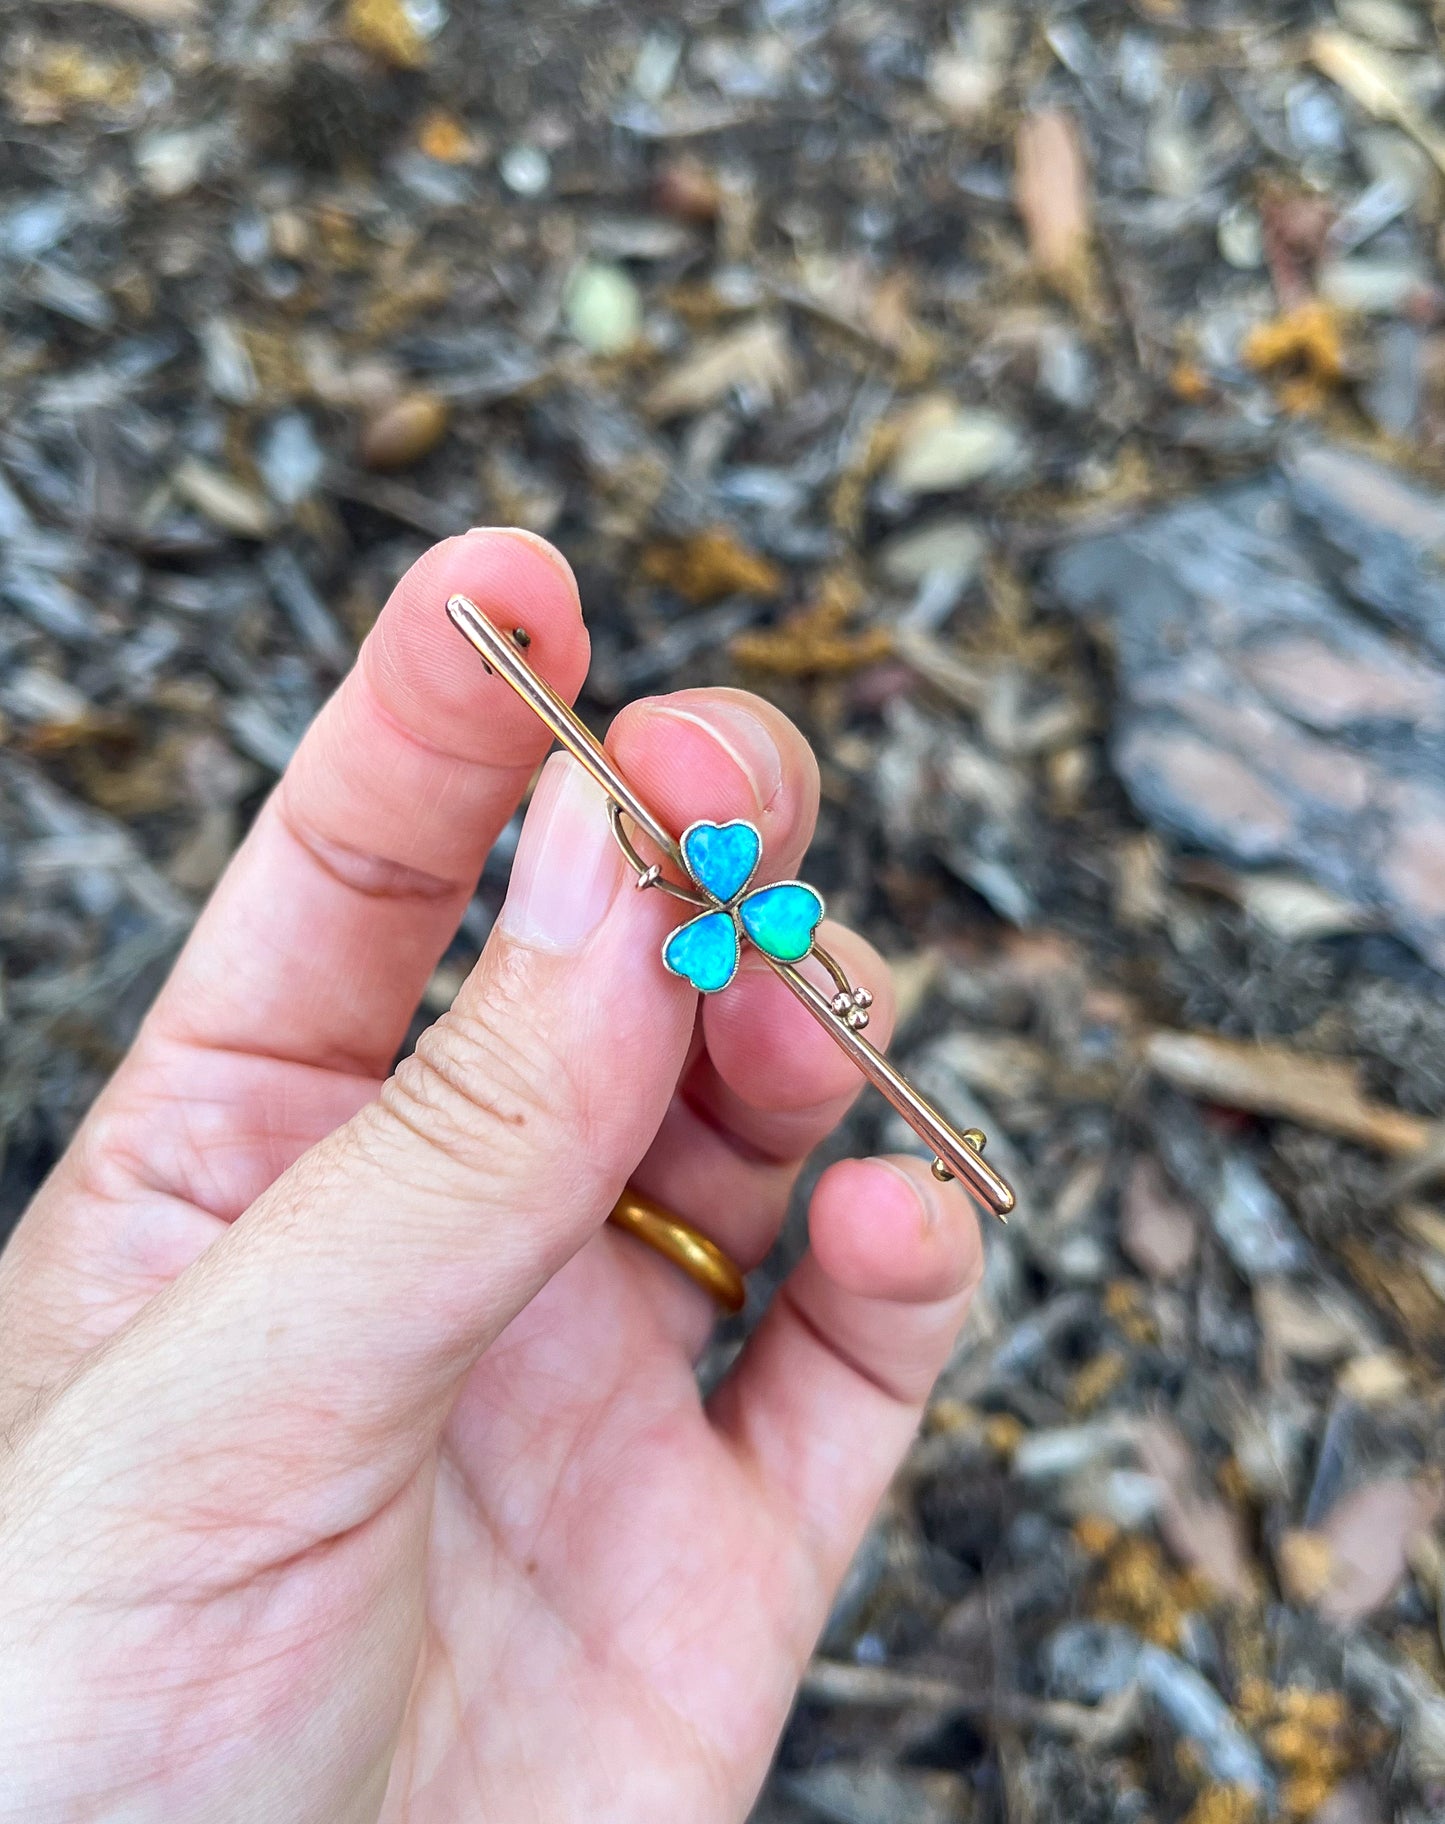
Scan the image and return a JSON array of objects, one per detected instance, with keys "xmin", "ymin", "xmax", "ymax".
[
  {"xmin": 359, "ymin": 392, "xmax": 450, "ymax": 471},
  {"xmin": 1133, "ymin": 1419, "xmax": 1254, "ymax": 1600}
]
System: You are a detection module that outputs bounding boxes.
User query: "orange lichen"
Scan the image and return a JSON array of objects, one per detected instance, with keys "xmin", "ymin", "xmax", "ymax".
[
  {"xmin": 983, "ymin": 1412, "xmax": 1026, "ymax": 1457},
  {"xmin": 1179, "ymin": 1787, "xmax": 1261, "ymax": 1824},
  {"xmin": 924, "ymin": 1398, "xmax": 979, "ymax": 1436},
  {"xmin": 346, "ymin": 0, "xmax": 430, "ymax": 68},
  {"xmin": 1068, "ymin": 1349, "xmax": 1127, "ymax": 1414},
  {"xmin": 5, "ymin": 43, "xmax": 141, "ymax": 124},
  {"xmin": 1242, "ymin": 302, "xmax": 1345, "ymax": 413},
  {"xmin": 417, "ymin": 110, "xmax": 481, "ymax": 164},
  {"xmin": 731, "ymin": 569, "xmax": 891, "ymax": 677},
  {"xmin": 1169, "ymin": 360, "xmax": 1215, "ymax": 403},
  {"xmin": 1090, "ymin": 1534, "xmax": 1213, "ymax": 1647},
  {"xmin": 1073, "ymin": 1513, "xmax": 1120, "ymax": 1557},
  {"xmin": 1237, "ymin": 1682, "xmax": 1383, "ymax": 1820},
  {"xmin": 1104, "ymin": 1278, "xmax": 1160, "ymax": 1345},
  {"xmin": 642, "ymin": 527, "xmax": 784, "ymax": 605}
]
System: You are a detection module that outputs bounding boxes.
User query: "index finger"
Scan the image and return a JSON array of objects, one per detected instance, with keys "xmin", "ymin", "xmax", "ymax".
[{"xmin": 143, "ymin": 529, "xmax": 588, "ymax": 1079}]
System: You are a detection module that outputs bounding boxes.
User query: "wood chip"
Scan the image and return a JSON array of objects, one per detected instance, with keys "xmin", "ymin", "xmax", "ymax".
[
  {"xmin": 1255, "ymin": 1280, "xmax": 1372, "ymax": 1373},
  {"xmin": 1176, "ymin": 862, "xmax": 1375, "ymax": 942},
  {"xmin": 1145, "ymin": 1030, "xmax": 1432, "ymax": 1156},
  {"xmin": 1133, "ymin": 1418, "xmax": 1254, "ymax": 1600},
  {"xmin": 1311, "ymin": 29, "xmax": 1445, "ymax": 177},
  {"xmin": 801, "ymin": 1658, "xmax": 1143, "ymax": 1744},
  {"xmin": 1120, "ymin": 1157, "xmax": 1198, "ymax": 1281},
  {"xmin": 170, "ymin": 459, "xmax": 275, "ymax": 539},
  {"xmin": 1315, "ymin": 1476, "xmax": 1445, "ymax": 1622},
  {"xmin": 643, "ymin": 316, "xmax": 794, "ymax": 419},
  {"xmin": 57, "ymin": 0, "xmax": 198, "ymax": 18},
  {"xmin": 1015, "ymin": 108, "xmax": 1092, "ymax": 277}
]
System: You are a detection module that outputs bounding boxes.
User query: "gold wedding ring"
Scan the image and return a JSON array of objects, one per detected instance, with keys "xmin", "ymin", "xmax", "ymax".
[{"xmin": 607, "ymin": 1188, "xmax": 746, "ymax": 1315}]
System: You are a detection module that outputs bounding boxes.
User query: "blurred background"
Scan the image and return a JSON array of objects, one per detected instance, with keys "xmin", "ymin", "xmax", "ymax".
[{"xmin": 4, "ymin": 1, "xmax": 1445, "ymax": 1818}]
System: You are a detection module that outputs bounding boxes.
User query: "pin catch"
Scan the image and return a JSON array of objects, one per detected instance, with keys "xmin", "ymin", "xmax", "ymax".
[{"xmin": 447, "ymin": 592, "xmax": 1014, "ymax": 1222}]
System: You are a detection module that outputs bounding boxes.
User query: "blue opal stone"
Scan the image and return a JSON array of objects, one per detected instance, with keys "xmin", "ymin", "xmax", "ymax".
[
  {"xmin": 682, "ymin": 820, "xmax": 761, "ymax": 904},
  {"xmin": 738, "ymin": 882, "xmax": 823, "ymax": 962},
  {"xmin": 663, "ymin": 909, "xmax": 740, "ymax": 992}
]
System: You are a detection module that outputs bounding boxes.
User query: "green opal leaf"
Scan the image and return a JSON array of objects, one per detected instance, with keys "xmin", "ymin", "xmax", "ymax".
[{"xmin": 737, "ymin": 882, "xmax": 823, "ymax": 962}]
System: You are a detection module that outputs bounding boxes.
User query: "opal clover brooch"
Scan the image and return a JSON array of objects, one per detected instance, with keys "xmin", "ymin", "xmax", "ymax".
[
  {"xmin": 662, "ymin": 820, "xmax": 824, "ymax": 996},
  {"xmin": 446, "ymin": 592, "xmax": 1014, "ymax": 1221}
]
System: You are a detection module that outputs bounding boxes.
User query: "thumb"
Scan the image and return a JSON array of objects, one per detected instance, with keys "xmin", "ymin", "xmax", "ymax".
[{"xmin": 27, "ymin": 691, "xmax": 811, "ymax": 1552}]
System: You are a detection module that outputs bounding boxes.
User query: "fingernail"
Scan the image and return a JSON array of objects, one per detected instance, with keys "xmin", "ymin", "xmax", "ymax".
[
  {"xmin": 645, "ymin": 698, "xmax": 783, "ymax": 813},
  {"xmin": 465, "ymin": 526, "xmax": 579, "ymax": 596},
  {"xmin": 499, "ymin": 754, "xmax": 620, "ymax": 953}
]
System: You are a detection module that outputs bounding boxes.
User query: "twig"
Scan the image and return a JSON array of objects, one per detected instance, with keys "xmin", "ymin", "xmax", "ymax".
[{"xmin": 801, "ymin": 1659, "xmax": 1143, "ymax": 1746}]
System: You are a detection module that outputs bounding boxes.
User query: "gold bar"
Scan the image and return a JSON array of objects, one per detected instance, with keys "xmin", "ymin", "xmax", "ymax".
[
  {"xmin": 446, "ymin": 595, "xmax": 680, "ymax": 866},
  {"xmin": 447, "ymin": 593, "xmax": 1014, "ymax": 1220},
  {"xmin": 765, "ymin": 957, "xmax": 1015, "ymax": 1217}
]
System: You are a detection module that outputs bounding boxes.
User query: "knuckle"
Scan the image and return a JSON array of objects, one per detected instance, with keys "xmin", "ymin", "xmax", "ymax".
[{"xmin": 373, "ymin": 971, "xmax": 582, "ymax": 1178}]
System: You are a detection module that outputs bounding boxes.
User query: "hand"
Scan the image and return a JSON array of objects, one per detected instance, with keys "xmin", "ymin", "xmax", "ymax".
[{"xmin": 0, "ymin": 531, "xmax": 983, "ymax": 1824}]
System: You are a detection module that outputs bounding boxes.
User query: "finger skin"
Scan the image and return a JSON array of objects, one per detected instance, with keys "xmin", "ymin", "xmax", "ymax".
[
  {"xmin": 146, "ymin": 528, "xmax": 590, "ymax": 1078},
  {"xmin": 709, "ymin": 1155, "xmax": 983, "ymax": 1592},
  {"xmin": 12, "ymin": 684, "xmax": 825, "ymax": 1569},
  {"xmin": 613, "ymin": 925, "xmax": 898, "ymax": 1352}
]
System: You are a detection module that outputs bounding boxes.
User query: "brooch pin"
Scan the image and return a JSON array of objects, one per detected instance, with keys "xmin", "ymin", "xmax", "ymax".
[{"xmin": 447, "ymin": 593, "xmax": 1014, "ymax": 1223}]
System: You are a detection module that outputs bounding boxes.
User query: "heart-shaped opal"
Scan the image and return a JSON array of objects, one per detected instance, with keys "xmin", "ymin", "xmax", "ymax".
[
  {"xmin": 662, "ymin": 909, "xmax": 741, "ymax": 993},
  {"xmin": 681, "ymin": 819, "xmax": 761, "ymax": 905},
  {"xmin": 737, "ymin": 881, "xmax": 824, "ymax": 963}
]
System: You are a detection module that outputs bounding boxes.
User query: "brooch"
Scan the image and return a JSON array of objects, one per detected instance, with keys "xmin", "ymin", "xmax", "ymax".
[{"xmin": 448, "ymin": 592, "xmax": 1013, "ymax": 1223}]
